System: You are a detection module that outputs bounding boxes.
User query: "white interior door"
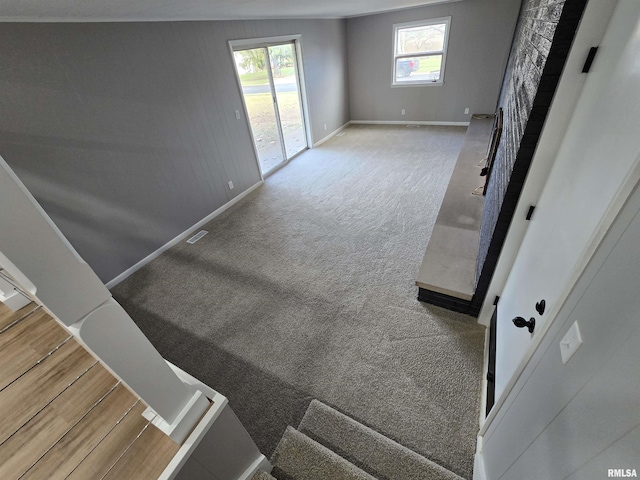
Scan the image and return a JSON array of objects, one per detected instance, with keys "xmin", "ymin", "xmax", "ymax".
[{"xmin": 495, "ymin": 0, "xmax": 640, "ymax": 402}]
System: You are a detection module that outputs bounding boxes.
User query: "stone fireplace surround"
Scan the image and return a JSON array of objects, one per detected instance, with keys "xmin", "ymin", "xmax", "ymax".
[{"xmin": 418, "ymin": 0, "xmax": 589, "ymax": 316}]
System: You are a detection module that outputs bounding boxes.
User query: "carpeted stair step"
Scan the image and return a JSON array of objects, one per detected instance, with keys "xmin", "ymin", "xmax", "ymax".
[
  {"xmin": 252, "ymin": 470, "xmax": 277, "ymax": 480},
  {"xmin": 298, "ymin": 400, "xmax": 465, "ymax": 480},
  {"xmin": 271, "ymin": 426, "xmax": 375, "ymax": 480}
]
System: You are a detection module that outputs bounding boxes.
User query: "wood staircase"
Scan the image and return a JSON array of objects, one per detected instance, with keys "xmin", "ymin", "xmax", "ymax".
[{"xmin": 0, "ymin": 301, "xmax": 180, "ymax": 479}]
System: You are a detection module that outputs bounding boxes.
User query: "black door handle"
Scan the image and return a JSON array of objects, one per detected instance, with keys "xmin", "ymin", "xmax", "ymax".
[{"xmin": 512, "ymin": 316, "xmax": 535, "ymax": 333}]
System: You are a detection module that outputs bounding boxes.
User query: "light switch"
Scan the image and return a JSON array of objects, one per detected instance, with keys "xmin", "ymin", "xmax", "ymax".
[{"xmin": 560, "ymin": 320, "xmax": 583, "ymax": 364}]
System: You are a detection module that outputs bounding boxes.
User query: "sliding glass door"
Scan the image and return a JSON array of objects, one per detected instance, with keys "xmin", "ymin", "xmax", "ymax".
[
  {"xmin": 268, "ymin": 43, "xmax": 306, "ymax": 160},
  {"xmin": 233, "ymin": 41, "xmax": 307, "ymax": 176}
]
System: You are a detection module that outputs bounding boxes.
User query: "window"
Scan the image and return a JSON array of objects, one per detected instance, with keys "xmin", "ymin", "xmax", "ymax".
[{"xmin": 392, "ymin": 17, "xmax": 451, "ymax": 86}]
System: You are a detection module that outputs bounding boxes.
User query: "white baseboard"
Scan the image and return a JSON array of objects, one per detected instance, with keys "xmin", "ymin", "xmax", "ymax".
[
  {"xmin": 473, "ymin": 449, "xmax": 487, "ymax": 480},
  {"xmin": 312, "ymin": 121, "xmax": 351, "ymax": 147},
  {"xmin": 238, "ymin": 455, "xmax": 272, "ymax": 480},
  {"xmin": 105, "ymin": 181, "xmax": 264, "ymax": 289},
  {"xmin": 350, "ymin": 120, "xmax": 470, "ymax": 126}
]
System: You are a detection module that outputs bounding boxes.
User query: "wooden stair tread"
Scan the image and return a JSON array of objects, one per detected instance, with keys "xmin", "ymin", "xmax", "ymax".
[
  {"xmin": 0, "ymin": 302, "xmax": 181, "ymax": 479},
  {"xmin": 21, "ymin": 384, "xmax": 138, "ymax": 479},
  {"xmin": 103, "ymin": 421, "xmax": 180, "ymax": 480},
  {"xmin": 67, "ymin": 401, "xmax": 149, "ymax": 480},
  {"xmin": 0, "ymin": 339, "xmax": 96, "ymax": 444},
  {"xmin": 0, "ymin": 364, "xmax": 117, "ymax": 478},
  {"xmin": 0, "ymin": 309, "xmax": 70, "ymax": 390},
  {"xmin": 0, "ymin": 302, "xmax": 38, "ymax": 331}
]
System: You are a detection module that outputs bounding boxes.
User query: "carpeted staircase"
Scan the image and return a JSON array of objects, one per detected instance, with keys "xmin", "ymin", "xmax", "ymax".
[{"xmin": 254, "ymin": 399, "xmax": 465, "ymax": 480}]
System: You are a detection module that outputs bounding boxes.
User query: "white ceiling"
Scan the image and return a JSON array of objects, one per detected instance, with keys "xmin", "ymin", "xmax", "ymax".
[{"xmin": 0, "ymin": 0, "xmax": 460, "ymax": 22}]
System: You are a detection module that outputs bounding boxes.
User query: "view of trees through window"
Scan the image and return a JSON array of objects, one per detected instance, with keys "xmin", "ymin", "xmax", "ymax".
[
  {"xmin": 233, "ymin": 43, "xmax": 306, "ymax": 174},
  {"xmin": 236, "ymin": 45, "xmax": 294, "ymax": 76},
  {"xmin": 397, "ymin": 23, "xmax": 446, "ymax": 54}
]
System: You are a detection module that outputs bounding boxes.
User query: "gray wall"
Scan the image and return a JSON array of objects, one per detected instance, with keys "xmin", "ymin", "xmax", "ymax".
[
  {"xmin": 346, "ymin": 0, "xmax": 521, "ymax": 123},
  {"xmin": 0, "ymin": 19, "xmax": 349, "ymax": 283}
]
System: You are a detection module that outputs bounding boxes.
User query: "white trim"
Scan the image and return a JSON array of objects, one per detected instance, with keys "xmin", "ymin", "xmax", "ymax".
[
  {"xmin": 473, "ymin": 448, "xmax": 487, "ymax": 480},
  {"xmin": 391, "ymin": 82, "xmax": 444, "ymax": 88},
  {"xmin": 476, "ymin": 0, "xmax": 619, "ymax": 328},
  {"xmin": 478, "ymin": 326, "xmax": 490, "ymax": 427},
  {"xmin": 237, "ymin": 456, "xmax": 272, "ymax": 480},
  {"xmin": 144, "ymin": 390, "xmax": 210, "ymax": 444},
  {"xmin": 312, "ymin": 121, "xmax": 351, "ymax": 147},
  {"xmin": 475, "ymin": 324, "xmax": 490, "ymax": 474},
  {"xmin": 158, "ymin": 403, "xmax": 228, "ymax": 480},
  {"xmin": 476, "ymin": 0, "xmax": 622, "ymax": 439},
  {"xmin": 160, "ymin": 362, "xmax": 272, "ymax": 480},
  {"xmin": 105, "ymin": 181, "xmax": 263, "ymax": 289},
  {"xmin": 229, "ymin": 34, "xmax": 303, "ymax": 50},
  {"xmin": 350, "ymin": 120, "xmax": 469, "ymax": 126},
  {"xmin": 166, "ymin": 362, "xmax": 219, "ymax": 397},
  {"xmin": 156, "ymin": 364, "xmax": 229, "ymax": 480},
  {"xmin": 480, "ymin": 156, "xmax": 640, "ymax": 440}
]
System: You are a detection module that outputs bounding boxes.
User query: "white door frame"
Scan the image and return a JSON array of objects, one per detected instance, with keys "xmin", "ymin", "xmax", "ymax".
[
  {"xmin": 477, "ymin": 0, "xmax": 619, "ymax": 329},
  {"xmin": 475, "ymin": 0, "xmax": 615, "ymax": 422},
  {"xmin": 228, "ymin": 35, "xmax": 312, "ymax": 179},
  {"xmin": 476, "ymin": 0, "xmax": 619, "ymax": 431},
  {"xmin": 475, "ymin": 0, "xmax": 634, "ymax": 459}
]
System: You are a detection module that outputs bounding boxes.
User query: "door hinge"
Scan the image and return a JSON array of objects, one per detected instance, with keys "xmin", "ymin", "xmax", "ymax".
[
  {"xmin": 582, "ymin": 46, "xmax": 599, "ymax": 73},
  {"xmin": 526, "ymin": 205, "xmax": 535, "ymax": 221},
  {"xmin": 493, "ymin": 295, "xmax": 500, "ymax": 306}
]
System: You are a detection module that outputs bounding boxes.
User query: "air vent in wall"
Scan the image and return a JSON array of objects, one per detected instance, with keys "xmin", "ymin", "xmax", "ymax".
[{"xmin": 187, "ymin": 230, "xmax": 208, "ymax": 244}]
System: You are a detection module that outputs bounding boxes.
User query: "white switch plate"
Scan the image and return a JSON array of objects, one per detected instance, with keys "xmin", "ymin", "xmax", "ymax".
[
  {"xmin": 235, "ymin": 110, "xmax": 241, "ymax": 120},
  {"xmin": 464, "ymin": 107, "xmax": 470, "ymax": 114},
  {"xmin": 560, "ymin": 320, "xmax": 583, "ymax": 364},
  {"xmin": 401, "ymin": 109, "xmax": 406, "ymax": 115},
  {"xmin": 228, "ymin": 181, "xmax": 234, "ymax": 190}
]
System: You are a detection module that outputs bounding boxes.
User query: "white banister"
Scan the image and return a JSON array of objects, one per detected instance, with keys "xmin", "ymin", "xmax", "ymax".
[{"xmin": 0, "ymin": 155, "xmax": 208, "ymax": 443}]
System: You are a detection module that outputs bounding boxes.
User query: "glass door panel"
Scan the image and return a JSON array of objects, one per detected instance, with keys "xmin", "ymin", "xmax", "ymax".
[
  {"xmin": 268, "ymin": 43, "xmax": 307, "ymax": 159},
  {"xmin": 233, "ymin": 47, "xmax": 285, "ymax": 175}
]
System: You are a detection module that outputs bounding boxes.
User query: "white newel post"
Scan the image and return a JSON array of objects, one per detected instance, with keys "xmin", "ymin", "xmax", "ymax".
[{"xmin": 0, "ymin": 155, "xmax": 208, "ymax": 444}]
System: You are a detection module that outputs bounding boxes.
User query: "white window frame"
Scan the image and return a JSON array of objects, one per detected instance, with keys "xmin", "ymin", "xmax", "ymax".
[{"xmin": 392, "ymin": 16, "xmax": 451, "ymax": 87}]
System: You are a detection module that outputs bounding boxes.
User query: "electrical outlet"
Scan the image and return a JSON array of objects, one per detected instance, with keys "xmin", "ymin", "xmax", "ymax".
[
  {"xmin": 235, "ymin": 109, "xmax": 241, "ymax": 120},
  {"xmin": 324, "ymin": 124, "xmax": 327, "ymax": 131},
  {"xmin": 401, "ymin": 109, "xmax": 406, "ymax": 115},
  {"xmin": 464, "ymin": 107, "xmax": 470, "ymax": 114},
  {"xmin": 228, "ymin": 181, "xmax": 234, "ymax": 190},
  {"xmin": 560, "ymin": 321, "xmax": 583, "ymax": 364}
]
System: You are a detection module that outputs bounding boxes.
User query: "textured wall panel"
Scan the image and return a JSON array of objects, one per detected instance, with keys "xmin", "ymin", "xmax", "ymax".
[{"xmin": 0, "ymin": 20, "xmax": 349, "ymax": 283}]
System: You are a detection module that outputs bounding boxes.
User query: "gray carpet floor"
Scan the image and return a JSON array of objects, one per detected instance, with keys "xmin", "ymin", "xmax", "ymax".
[{"xmin": 112, "ymin": 125, "xmax": 486, "ymax": 479}]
